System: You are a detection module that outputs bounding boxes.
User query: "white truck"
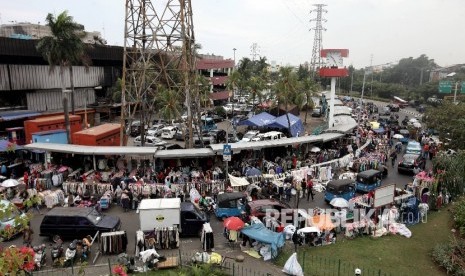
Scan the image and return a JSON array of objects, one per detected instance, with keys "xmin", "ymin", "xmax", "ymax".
[{"xmin": 138, "ymin": 198, "xmax": 207, "ymax": 236}]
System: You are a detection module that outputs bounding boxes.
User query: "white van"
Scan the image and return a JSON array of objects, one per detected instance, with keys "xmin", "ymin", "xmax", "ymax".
[
  {"xmin": 261, "ymin": 131, "xmax": 286, "ymax": 141},
  {"xmin": 161, "ymin": 126, "xmax": 179, "ymax": 139}
]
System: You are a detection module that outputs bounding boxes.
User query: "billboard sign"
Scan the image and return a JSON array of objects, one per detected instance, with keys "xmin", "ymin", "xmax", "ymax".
[{"xmin": 439, "ymin": 81, "xmax": 452, "ymax": 94}]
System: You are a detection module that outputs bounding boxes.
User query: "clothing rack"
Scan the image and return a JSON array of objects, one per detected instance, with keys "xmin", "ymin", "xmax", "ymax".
[
  {"xmin": 63, "ymin": 182, "xmax": 113, "ymax": 196},
  {"xmin": 100, "ymin": 231, "xmax": 128, "ymax": 255},
  {"xmin": 145, "ymin": 227, "xmax": 179, "ymax": 250}
]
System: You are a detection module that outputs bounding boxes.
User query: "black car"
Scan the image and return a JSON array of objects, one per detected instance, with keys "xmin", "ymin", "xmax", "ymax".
[
  {"xmin": 397, "ymin": 154, "xmax": 426, "ymax": 174},
  {"xmin": 40, "ymin": 207, "xmax": 121, "ymax": 239},
  {"xmin": 209, "ymin": 129, "xmax": 227, "ymax": 143},
  {"xmin": 226, "ymin": 133, "xmax": 240, "ymax": 143},
  {"xmin": 391, "ymin": 104, "xmax": 400, "ymax": 112},
  {"xmin": 157, "ymin": 143, "xmax": 183, "ymax": 150},
  {"xmin": 130, "ymin": 121, "xmax": 142, "ymax": 137}
]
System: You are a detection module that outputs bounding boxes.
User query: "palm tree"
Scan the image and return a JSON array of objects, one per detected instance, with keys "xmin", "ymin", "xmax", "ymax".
[
  {"xmin": 36, "ymin": 11, "xmax": 88, "ymax": 143},
  {"xmin": 156, "ymin": 85, "xmax": 183, "ymax": 122},
  {"xmin": 248, "ymin": 76, "xmax": 265, "ymax": 111},
  {"xmin": 275, "ymin": 67, "xmax": 299, "ymax": 135},
  {"xmin": 300, "ymin": 78, "xmax": 319, "ymax": 125}
]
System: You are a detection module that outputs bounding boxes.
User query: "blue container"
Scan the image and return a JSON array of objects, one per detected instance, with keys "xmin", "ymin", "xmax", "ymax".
[{"xmin": 32, "ymin": 129, "xmax": 68, "ymax": 144}]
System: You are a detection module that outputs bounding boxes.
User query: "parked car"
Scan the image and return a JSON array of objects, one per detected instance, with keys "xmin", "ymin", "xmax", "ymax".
[
  {"xmin": 381, "ymin": 106, "xmax": 391, "ymax": 116},
  {"xmin": 223, "ymin": 103, "xmax": 234, "ymax": 114},
  {"xmin": 226, "ymin": 133, "xmax": 240, "ymax": 143},
  {"xmin": 397, "ymin": 154, "xmax": 426, "ymax": 174},
  {"xmin": 208, "ymin": 129, "xmax": 226, "ymax": 143},
  {"xmin": 146, "ymin": 124, "xmax": 165, "ymax": 136},
  {"xmin": 157, "ymin": 143, "xmax": 183, "ymax": 150},
  {"xmin": 389, "ymin": 104, "xmax": 400, "ymax": 112},
  {"xmin": 40, "ymin": 207, "xmax": 121, "ymax": 239},
  {"xmin": 134, "ymin": 135, "xmax": 166, "ymax": 147},
  {"xmin": 312, "ymin": 107, "xmax": 323, "ymax": 117},
  {"xmin": 416, "ymin": 105, "xmax": 426, "ymax": 113},
  {"xmin": 130, "ymin": 121, "xmax": 142, "ymax": 137},
  {"xmin": 241, "ymin": 130, "xmax": 260, "ymax": 142},
  {"xmin": 174, "ymin": 130, "xmax": 186, "ymax": 141},
  {"xmin": 245, "ymin": 199, "xmax": 292, "ymax": 222},
  {"xmin": 161, "ymin": 126, "xmax": 179, "ymax": 139},
  {"xmin": 194, "ymin": 133, "xmax": 215, "ymax": 147},
  {"xmin": 0, "ymin": 200, "xmax": 26, "ymax": 238}
]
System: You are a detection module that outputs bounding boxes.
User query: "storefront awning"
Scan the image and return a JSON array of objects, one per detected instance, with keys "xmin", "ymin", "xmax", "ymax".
[
  {"xmin": 154, "ymin": 148, "xmax": 213, "ymax": 159},
  {"xmin": 0, "ymin": 110, "xmax": 41, "ymax": 121},
  {"xmin": 23, "ymin": 143, "xmax": 158, "ymax": 156}
]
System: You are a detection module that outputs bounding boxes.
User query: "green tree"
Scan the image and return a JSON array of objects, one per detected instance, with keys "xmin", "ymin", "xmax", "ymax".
[
  {"xmin": 423, "ymin": 102, "xmax": 465, "ymax": 150},
  {"xmin": 36, "ymin": 11, "xmax": 90, "ymax": 143},
  {"xmin": 155, "ymin": 85, "xmax": 183, "ymax": 122},
  {"xmin": 275, "ymin": 66, "xmax": 299, "ymax": 134},
  {"xmin": 299, "ymin": 77, "xmax": 318, "ymax": 125},
  {"xmin": 247, "ymin": 75, "xmax": 266, "ymax": 110}
]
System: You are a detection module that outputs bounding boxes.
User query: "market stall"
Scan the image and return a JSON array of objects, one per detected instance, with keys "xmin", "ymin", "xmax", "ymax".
[{"xmin": 240, "ymin": 222, "xmax": 286, "ymax": 260}]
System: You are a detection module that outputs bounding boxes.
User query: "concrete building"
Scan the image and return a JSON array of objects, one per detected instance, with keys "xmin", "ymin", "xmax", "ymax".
[
  {"xmin": 197, "ymin": 54, "xmax": 234, "ymax": 105},
  {"xmin": 0, "ymin": 22, "xmax": 105, "ymax": 44}
]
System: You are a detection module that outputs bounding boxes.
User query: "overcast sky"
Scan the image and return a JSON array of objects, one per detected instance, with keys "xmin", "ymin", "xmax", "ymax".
[{"xmin": 2, "ymin": 0, "xmax": 464, "ymax": 68}]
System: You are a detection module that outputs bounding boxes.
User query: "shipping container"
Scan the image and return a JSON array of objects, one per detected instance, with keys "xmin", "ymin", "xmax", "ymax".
[
  {"xmin": 32, "ymin": 129, "xmax": 68, "ymax": 144},
  {"xmin": 72, "ymin": 123, "xmax": 120, "ymax": 146},
  {"xmin": 24, "ymin": 115, "xmax": 81, "ymax": 144}
]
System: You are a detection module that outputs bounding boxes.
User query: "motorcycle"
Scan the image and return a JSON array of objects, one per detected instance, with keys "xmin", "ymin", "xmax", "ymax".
[
  {"xmin": 63, "ymin": 242, "xmax": 77, "ymax": 267},
  {"xmin": 51, "ymin": 235, "xmax": 64, "ymax": 264},
  {"xmin": 33, "ymin": 244, "xmax": 47, "ymax": 270}
]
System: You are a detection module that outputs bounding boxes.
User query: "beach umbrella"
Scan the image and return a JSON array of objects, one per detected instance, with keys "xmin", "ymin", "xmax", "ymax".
[
  {"xmin": 310, "ymin": 146, "xmax": 321, "ymax": 153},
  {"xmin": 329, "ymin": 197, "xmax": 349, "ymax": 208},
  {"xmin": 297, "ymin": 227, "xmax": 321, "ymax": 235},
  {"xmin": 223, "ymin": 216, "xmax": 245, "ymax": 231},
  {"xmin": 392, "ymin": 134, "xmax": 404, "ymax": 139},
  {"xmin": 413, "ymin": 122, "xmax": 422, "ymax": 128},
  {"xmin": 1, "ymin": 179, "xmax": 19, "ymax": 188}
]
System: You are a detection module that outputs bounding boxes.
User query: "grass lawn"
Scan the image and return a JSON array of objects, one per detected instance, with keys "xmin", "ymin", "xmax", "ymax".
[{"xmin": 276, "ymin": 210, "xmax": 453, "ymax": 276}]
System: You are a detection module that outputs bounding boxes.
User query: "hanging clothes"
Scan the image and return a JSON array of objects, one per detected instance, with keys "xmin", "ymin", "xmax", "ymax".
[
  {"xmin": 100, "ymin": 231, "xmax": 128, "ymax": 255},
  {"xmin": 201, "ymin": 223, "xmax": 214, "ymax": 251},
  {"xmin": 148, "ymin": 227, "xmax": 179, "ymax": 250}
]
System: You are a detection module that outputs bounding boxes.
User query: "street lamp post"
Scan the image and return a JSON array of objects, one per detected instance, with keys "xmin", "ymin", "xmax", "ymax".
[{"xmin": 233, "ymin": 48, "xmax": 236, "ymax": 66}]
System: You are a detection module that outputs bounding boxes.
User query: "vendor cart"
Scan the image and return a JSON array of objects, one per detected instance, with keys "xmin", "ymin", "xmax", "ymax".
[{"xmin": 99, "ymin": 191, "xmax": 113, "ymax": 210}]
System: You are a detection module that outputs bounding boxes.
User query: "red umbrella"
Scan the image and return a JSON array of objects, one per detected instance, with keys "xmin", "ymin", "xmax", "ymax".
[{"xmin": 223, "ymin": 217, "xmax": 245, "ymax": 231}]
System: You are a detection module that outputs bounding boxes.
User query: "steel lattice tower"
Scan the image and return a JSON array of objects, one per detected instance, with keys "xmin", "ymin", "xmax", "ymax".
[
  {"xmin": 309, "ymin": 4, "xmax": 327, "ymax": 77},
  {"xmin": 120, "ymin": 0, "xmax": 196, "ymax": 147}
]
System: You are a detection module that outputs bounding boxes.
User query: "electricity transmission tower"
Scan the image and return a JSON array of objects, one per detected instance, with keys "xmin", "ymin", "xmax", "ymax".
[
  {"xmin": 309, "ymin": 4, "xmax": 327, "ymax": 78},
  {"xmin": 120, "ymin": 0, "xmax": 196, "ymax": 147},
  {"xmin": 250, "ymin": 43, "xmax": 260, "ymax": 61}
]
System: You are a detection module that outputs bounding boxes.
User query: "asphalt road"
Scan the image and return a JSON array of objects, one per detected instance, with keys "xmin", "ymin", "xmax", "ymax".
[{"xmin": 2, "ymin": 102, "xmax": 423, "ymax": 273}]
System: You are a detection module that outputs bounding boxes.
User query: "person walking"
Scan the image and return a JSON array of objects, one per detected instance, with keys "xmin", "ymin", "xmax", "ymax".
[
  {"xmin": 301, "ymin": 179, "xmax": 307, "ymax": 200},
  {"xmin": 292, "ymin": 229, "xmax": 302, "ymax": 252},
  {"xmin": 307, "ymin": 176, "xmax": 314, "ymax": 201},
  {"xmin": 390, "ymin": 151, "xmax": 397, "ymax": 167},
  {"xmin": 23, "ymin": 224, "xmax": 34, "ymax": 247}
]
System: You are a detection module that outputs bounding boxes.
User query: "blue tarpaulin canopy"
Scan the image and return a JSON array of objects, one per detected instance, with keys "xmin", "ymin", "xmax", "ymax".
[
  {"xmin": 238, "ymin": 112, "xmax": 276, "ymax": 127},
  {"xmin": 241, "ymin": 223, "xmax": 285, "ymax": 258},
  {"xmin": 265, "ymin": 113, "xmax": 304, "ymax": 137},
  {"xmin": 0, "ymin": 140, "xmax": 22, "ymax": 152}
]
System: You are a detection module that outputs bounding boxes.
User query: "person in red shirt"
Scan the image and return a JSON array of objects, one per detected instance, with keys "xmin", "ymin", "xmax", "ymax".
[{"xmin": 307, "ymin": 177, "xmax": 314, "ymax": 201}]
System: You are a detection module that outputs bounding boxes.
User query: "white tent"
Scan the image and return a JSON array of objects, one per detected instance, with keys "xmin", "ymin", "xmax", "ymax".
[{"xmin": 228, "ymin": 174, "xmax": 250, "ymax": 187}]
